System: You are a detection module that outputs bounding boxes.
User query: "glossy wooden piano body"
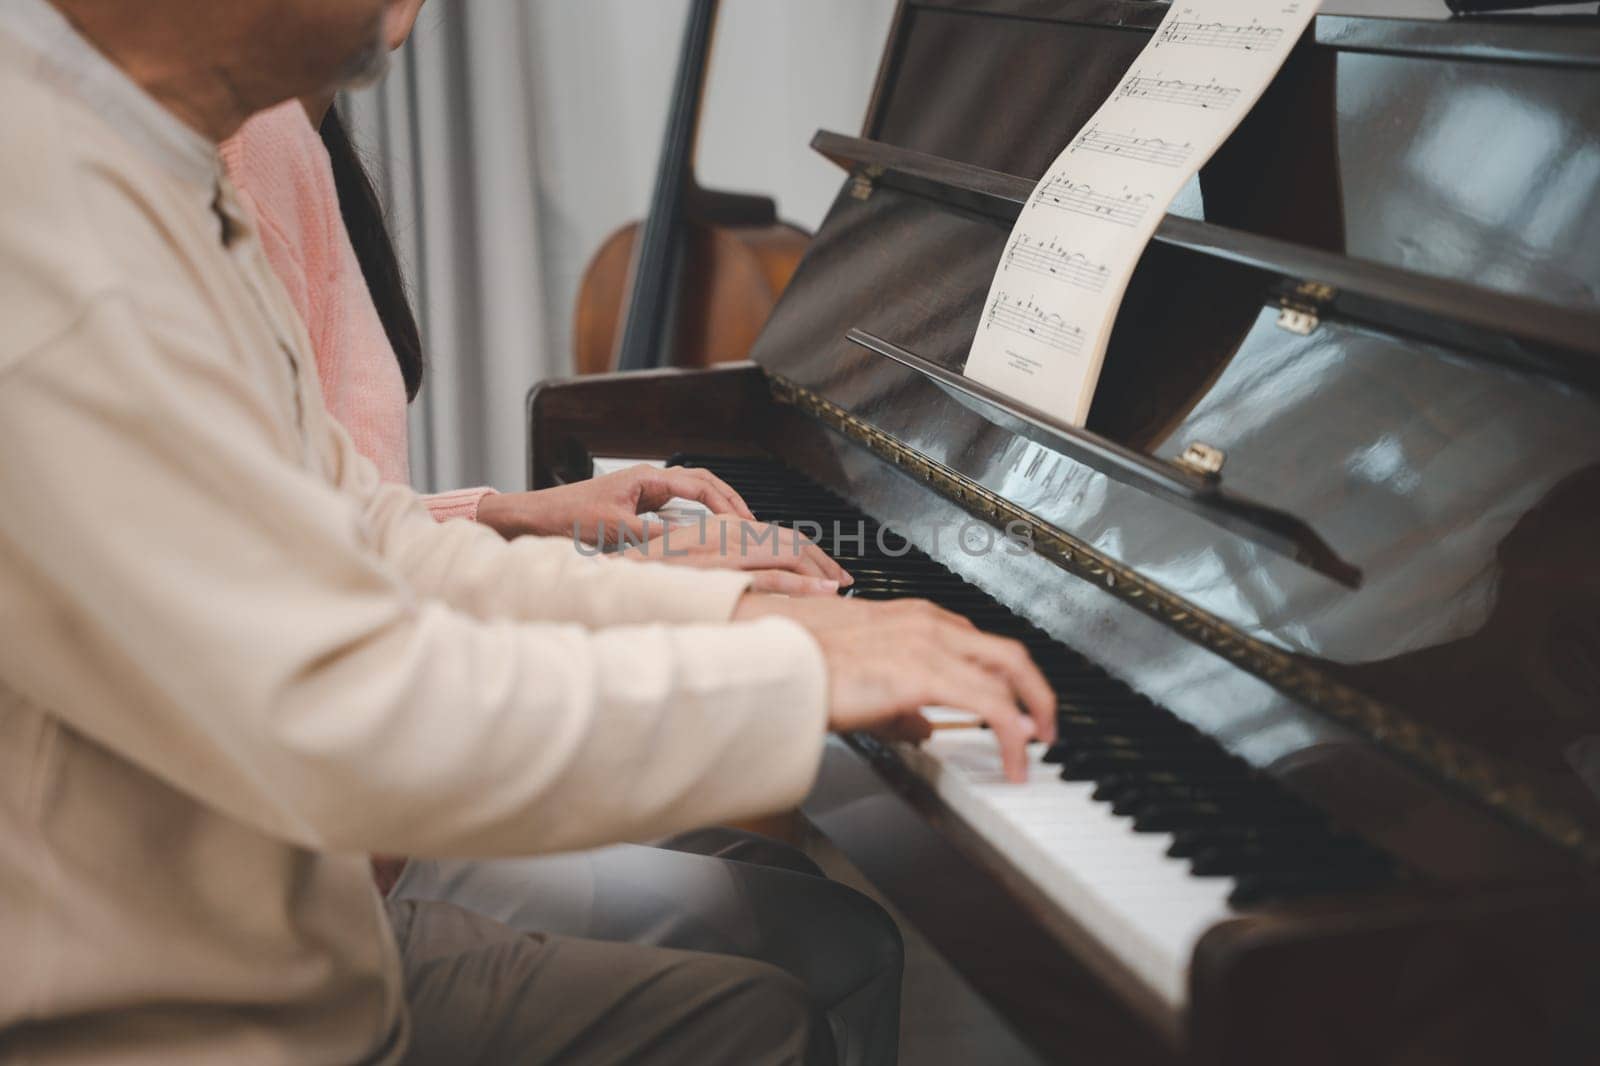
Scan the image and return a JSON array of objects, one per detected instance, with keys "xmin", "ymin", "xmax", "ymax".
[{"xmin": 532, "ymin": 3, "xmax": 1600, "ymax": 1062}]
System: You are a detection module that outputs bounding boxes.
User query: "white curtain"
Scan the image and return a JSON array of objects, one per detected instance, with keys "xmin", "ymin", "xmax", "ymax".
[
  {"xmin": 345, "ymin": 3, "xmax": 548, "ymax": 494},
  {"xmin": 345, "ymin": 0, "xmax": 898, "ymax": 494}
]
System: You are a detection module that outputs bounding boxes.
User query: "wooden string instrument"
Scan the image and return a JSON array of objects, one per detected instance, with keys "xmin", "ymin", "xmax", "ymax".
[{"xmin": 572, "ymin": 0, "xmax": 809, "ymax": 375}]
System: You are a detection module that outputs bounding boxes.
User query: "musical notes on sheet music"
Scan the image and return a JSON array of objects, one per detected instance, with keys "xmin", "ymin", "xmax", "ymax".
[
  {"xmin": 986, "ymin": 293, "xmax": 1086, "ymax": 356},
  {"xmin": 1118, "ymin": 76, "xmax": 1242, "ymax": 111},
  {"xmin": 964, "ymin": 0, "xmax": 1320, "ymax": 425},
  {"xmin": 1005, "ymin": 234, "xmax": 1112, "ymax": 292},
  {"xmin": 1034, "ymin": 178, "xmax": 1153, "ymax": 228},
  {"xmin": 1073, "ymin": 125, "xmax": 1193, "ymax": 168},
  {"xmin": 1156, "ymin": 18, "xmax": 1286, "ymax": 52}
]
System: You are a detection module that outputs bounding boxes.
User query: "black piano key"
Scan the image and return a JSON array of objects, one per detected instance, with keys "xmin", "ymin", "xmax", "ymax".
[
  {"xmin": 845, "ymin": 581, "xmax": 974, "ymax": 597},
  {"xmin": 832, "ymin": 563, "xmax": 961, "ymax": 580},
  {"xmin": 1229, "ymin": 866, "xmax": 1393, "ymax": 907},
  {"xmin": 1189, "ymin": 840, "xmax": 1391, "ymax": 878},
  {"xmin": 1050, "ymin": 678, "xmax": 1145, "ymax": 699},
  {"xmin": 1067, "ymin": 743, "xmax": 1241, "ymax": 766},
  {"xmin": 1052, "ymin": 729, "xmax": 1195, "ymax": 753},
  {"xmin": 950, "ymin": 610, "xmax": 1033, "ymax": 628},
  {"xmin": 1130, "ymin": 800, "xmax": 1329, "ymax": 834},
  {"xmin": 1167, "ymin": 824, "xmax": 1329, "ymax": 859},
  {"xmin": 1095, "ymin": 778, "xmax": 1276, "ymax": 807},
  {"xmin": 1120, "ymin": 785, "xmax": 1324, "ymax": 821},
  {"xmin": 1056, "ymin": 749, "xmax": 1240, "ymax": 781},
  {"xmin": 1050, "ymin": 749, "xmax": 1219, "ymax": 779},
  {"xmin": 1057, "ymin": 712, "xmax": 1201, "ymax": 736},
  {"xmin": 841, "ymin": 564, "xmax": 958, "ymax": 577},
  {"xmin": 843, "ymin": 564, "xmax": 970, "ymax": 576},
  {"xmin": 910, "ymin": 588, "xmax": 1007, "ymax": 604},
  {"xmin": 838, "ymin": 560, "xmax": 960, "ymax": 569},
  {"xmin": 1099, "ymin": 769, "xmax": 1269, "ymax": 795},
  {"xmin": 764, "ymin": 512, "xmax": 876, "ymax": 524}
]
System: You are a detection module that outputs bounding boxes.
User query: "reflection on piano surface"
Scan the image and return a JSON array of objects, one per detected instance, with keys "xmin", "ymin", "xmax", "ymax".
[{"xmin": 531, "ymin": 3, "xmax": 1600, "ymax": 1063}]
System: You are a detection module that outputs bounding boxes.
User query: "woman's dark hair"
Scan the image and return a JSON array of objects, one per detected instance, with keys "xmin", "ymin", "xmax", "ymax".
[{"xmin": 318, "ymin": 105, "xmax": 425, "ymax": 402}]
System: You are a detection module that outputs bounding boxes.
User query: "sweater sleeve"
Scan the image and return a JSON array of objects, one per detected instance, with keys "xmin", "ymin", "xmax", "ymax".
[
  {"xmin": 0, "ymin": 295, "xmax": 829, "ymax": 858},
  {"xmin": 423, "ymin": 487, "xmax": 497, "ymax": 524},
  {"xmin": 325, "ymin": 418, "xmax": 758, "ymax": 627}
]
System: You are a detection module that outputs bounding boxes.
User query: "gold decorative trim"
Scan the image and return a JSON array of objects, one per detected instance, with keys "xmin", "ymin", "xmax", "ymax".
[{"xmin": 769, "ymin": 374, "xmax": 1599, "ymax": 866}]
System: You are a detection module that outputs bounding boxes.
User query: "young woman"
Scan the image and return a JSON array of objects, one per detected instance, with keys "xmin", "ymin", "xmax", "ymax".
[
  {"xmin": 220, "ymin": 58, "xmax": 849, "ymax": 594},
  {"xmin": 218, "ymin": 7, "xmax": 900, "ymax": 1064}
]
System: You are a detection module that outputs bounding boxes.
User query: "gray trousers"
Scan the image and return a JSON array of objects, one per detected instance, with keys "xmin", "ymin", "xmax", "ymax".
[
  {"xmin": 390, "ymin": 897, "xmax": 829, "ymax": 1065},
  {"xmin": 390, "ymin": 829, "xmax": 902, "ymax": 1066}
]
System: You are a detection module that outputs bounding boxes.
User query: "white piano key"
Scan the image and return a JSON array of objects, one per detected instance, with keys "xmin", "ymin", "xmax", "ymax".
[
  {"xmin": 921, "ymin": 706, "xmax": 986, "ymax": 728},
  {"xmin": 590, "ymin": 456, "xmax": 663, "ymax": 477},
  {"xmin": 896, "ymin": 731, "xmax": 1236, "ymax": 1014}
]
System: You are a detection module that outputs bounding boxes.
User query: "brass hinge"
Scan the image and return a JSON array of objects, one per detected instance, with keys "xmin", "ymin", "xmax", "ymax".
[
  {"xmin": 850, "ymin": 164, "xmax": 884, "ymax": 201},
  {"xmin": 1175, "ymin": 441, "xmax": 1227, "ymax": 480},
  {"xmin": 1277, "ymin": 280, "xmax": 1336, "ymax": 335}
]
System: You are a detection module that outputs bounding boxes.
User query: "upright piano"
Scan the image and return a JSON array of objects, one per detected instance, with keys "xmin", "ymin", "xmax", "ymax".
[{"xmin": 530, "ymin": 3, "xmax": 1600, "ymax": 1062}]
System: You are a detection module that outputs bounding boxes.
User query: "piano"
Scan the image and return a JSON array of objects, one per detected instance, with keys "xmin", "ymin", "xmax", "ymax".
[{"xmin": 530, "ymin": 3, "xmax": 1600, "ymax": 1063}]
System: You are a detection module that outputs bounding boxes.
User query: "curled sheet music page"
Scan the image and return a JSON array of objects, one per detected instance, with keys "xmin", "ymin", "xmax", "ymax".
[{"xmin": 963, "ymin": 0, "xmax": 1321, "ymax": 426}]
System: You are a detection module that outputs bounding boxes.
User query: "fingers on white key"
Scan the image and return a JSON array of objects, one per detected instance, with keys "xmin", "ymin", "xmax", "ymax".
[
  {"xmin": 908, "ymin": 648, "xmax": 1037, "ymax": 783},
  {"xmin": 936, "ymin": 628, "xmax": 1058, "ymax": 747}
]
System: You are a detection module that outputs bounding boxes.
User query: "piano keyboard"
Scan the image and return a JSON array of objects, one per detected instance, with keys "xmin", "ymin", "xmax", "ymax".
[{"xmin": 673, "ymin": 455, "xmax": 1398, "ymax": 1012}]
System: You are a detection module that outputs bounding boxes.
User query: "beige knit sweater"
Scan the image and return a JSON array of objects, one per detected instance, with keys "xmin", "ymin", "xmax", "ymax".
[{"xmin": 0, "ymin": 7, "xmax": 828, "ymax": 1064}]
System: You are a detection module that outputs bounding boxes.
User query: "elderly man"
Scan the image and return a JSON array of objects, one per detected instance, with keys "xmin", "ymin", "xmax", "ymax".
[{"xmin": 0, "ymin": 1, "xmax": 1055, "ymax": 1063}]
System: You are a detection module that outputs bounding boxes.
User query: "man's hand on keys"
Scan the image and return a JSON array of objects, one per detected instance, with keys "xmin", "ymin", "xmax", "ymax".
[{"xmin": 733, "ymin": 596, "xmax": 1057, "ymax": 782}]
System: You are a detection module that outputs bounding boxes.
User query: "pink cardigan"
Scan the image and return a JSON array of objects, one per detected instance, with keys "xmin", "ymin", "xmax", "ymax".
[{"xmin": 220, "ymin": 101, "xmax": 493, "ymax": 523}]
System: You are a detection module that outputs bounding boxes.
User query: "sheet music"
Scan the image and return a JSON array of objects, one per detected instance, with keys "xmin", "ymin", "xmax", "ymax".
[{"xmin": 964, "ymin": 0, "xmax": 1320, "ymax": 425}]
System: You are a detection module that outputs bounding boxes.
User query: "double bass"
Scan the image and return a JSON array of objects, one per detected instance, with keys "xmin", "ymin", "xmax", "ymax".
[{"xmin": 572, "ymin": 0, "xmax": 809, "ymax": 375}]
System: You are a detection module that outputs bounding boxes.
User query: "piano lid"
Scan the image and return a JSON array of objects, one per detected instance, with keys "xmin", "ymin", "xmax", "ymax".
[{"xmin": 750, "ymin": 2, "xmax": 1600, "ymax": 858}]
